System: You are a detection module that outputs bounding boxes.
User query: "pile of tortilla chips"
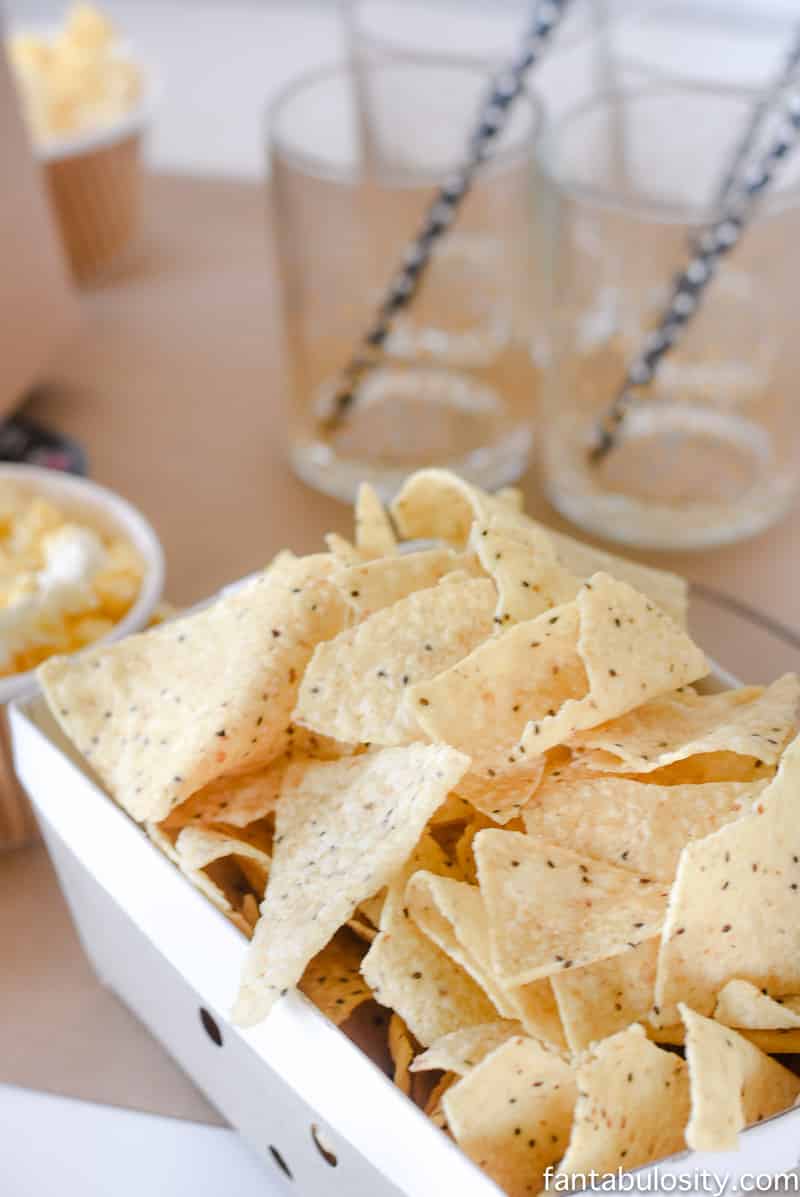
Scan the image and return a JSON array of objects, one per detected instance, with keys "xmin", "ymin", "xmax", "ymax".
[{"xmin": 39, "ymin": 471, "xmax": 800, "ymax": 1197}]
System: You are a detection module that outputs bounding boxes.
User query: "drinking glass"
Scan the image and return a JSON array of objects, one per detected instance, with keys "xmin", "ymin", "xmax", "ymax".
[
  {"xmin": 346, "ymin": 0, "xmax": 646, "ymax": 123},
  {"xmin": 613, "ymin": 1, "xmax": 800, "ymax": 94},
  {"xmin": 535, "ymin": 84, "xmax": 800, "ymax": 549},
  {"xmin": 268, "ymin": 61, "xmax": 543, "ymax": 501}
]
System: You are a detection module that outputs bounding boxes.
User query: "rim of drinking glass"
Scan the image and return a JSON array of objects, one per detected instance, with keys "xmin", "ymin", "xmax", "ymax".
[
  {"xmin": 535, "ymin": 80, "xmax": 800, "ymax": 224},
  {"xmin": 266, "ymin": 58, "xmax": 544, "ymax": 186},
  {"xmin": 614, "ymin": 0, "xmax": 800, "ymax": 95}
]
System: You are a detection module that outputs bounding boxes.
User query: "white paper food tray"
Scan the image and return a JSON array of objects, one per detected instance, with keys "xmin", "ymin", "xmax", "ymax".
[{"xmin": 9, "ymin": 682, "xmax": 800, "ymax": 1197}]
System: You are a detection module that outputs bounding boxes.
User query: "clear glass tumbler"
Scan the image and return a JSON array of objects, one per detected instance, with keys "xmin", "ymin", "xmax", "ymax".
[
  {"xmin": 268, "ymin": 61, "xmax": 543, "ymax": 501},
  {"xmin": 613, "ymin": 1, "xmax": 800, "ymax": 94},
  {"xmin": 535, "ymin": 84, "xmax": 800, "ymax": 549},
  {"xmin": 347, "ymin": 0, "xmax": 647, "ymax": 124}
]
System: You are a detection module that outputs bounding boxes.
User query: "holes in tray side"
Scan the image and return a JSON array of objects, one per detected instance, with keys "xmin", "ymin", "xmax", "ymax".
[
  {"xmin": 311, "ymin": 1123, "xmax": 338, "ymax": 1167},
  {"xmin": 269, "ymin": 1145, "xmax": 293, "ymax": 1180},
  {"xmin": 199, "ymin": 1007, "xmax": 223, "ymax": 1046}
]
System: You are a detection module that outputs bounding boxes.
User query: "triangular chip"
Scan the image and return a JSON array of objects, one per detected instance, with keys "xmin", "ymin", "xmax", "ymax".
[
  {"xmin": 406, "ymin": 869, "xmax": 566, "ymax": 1049},
  {"xmin": 680, "ymin": 1004, "xmax": 800, "ymax": 1151},
  {"xmin": 359, "ymin": 830, "xmax": 498, "ymax": 1047},
  {"xmin": 146, "ymin": 821, "xmax": 253, "ymax": 935},
  {"xmin": 233, "ymin": 744, "xmax": 469, "ymax": 1025},
  {"xmin": 496, "ymin": 486, "xmax": 525, "ymax": 513},
  {"xmin": 426, "ymin": 1073, "xmax": 456, "ymax": 1129},
  {"xmin": 557, "ymin": 1024, "xmax": 689, "ymax": 1180},
  {"xmin": 360, "ymin": 897, "xmax": 498, "ymax": 1048},
  {"xmin": 516, "ymin": 573, "xmax": 707, "ymax": 755},
  {"xmin": 388, "ymin": 1013, "xmax": 415, "ymax": 1095},
  {"xmin": 39, "ymin": 556, "xmax": 349, "ymax": 823},
  {"xmin": 175, "ymin": 822, "xmax": 272, "ymax": 877},
  {"xmin": 298, "ymin": 928, "xmax": 372, "ymax": 1026},
  {"xmin": 475, "ymin": 831, "xmax": 668, "ymax": 988},
  {"xmin": 338, "ymin": 547, "xmax": 480, "ymax": 622},
  {"xmin": 390, "ymin": 469, "xmax": 688, "ymax": 623},
  {"xmin": 410, "ymin": 574, "xmax": 707, "ymax": 820},
  {"xmin": 714, "ymin": 980, "xmax": 800, "ymax": 1030},
  {"xmin": 325, "ymin": 532, "xmax": 362, "ymax": 565},
  {"xmin": 354, "ymin": 482, "xmax": 397, "ymax": 558},
  {"xmin": 469, "ymin": 514, "xmax": 580, "ymax": 626},
  {"xmin": 443, "ymin": 1035, "xmax": 576, "ymax": 1197},
  {"xmin": 410, "ymin": 1021, "xmax": 523, "ymax": 1076},
  {"xmin": 647, "ymin": 1021, "xmax": 800, "ymax": 1055},
  {"xmin": 523, "ymin": 774, "xmax": 764, "ymax": 883},
  {"xmin": 654, "ymin": 734, "xmax": 800, "ymax": 1026},
  {"xmin": 161, "ymin": 722, "xmax": 347, "ymax": 831},
  {"xmin": 571, "ymin": 675, "xmax": 799, "ymax": 774},
  {"xmin": 552, "ymin": 937, "xmax": 660, "ymax": 1053},
  {"xmin": 295, "ymin": 578, "xmax": 496, "ymax": 746}
]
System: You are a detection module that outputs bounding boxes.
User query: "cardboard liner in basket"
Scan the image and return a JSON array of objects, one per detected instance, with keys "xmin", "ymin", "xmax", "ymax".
[{"xmin": 45, "ymin": 129, "xmax": 143, "ymax": 283}]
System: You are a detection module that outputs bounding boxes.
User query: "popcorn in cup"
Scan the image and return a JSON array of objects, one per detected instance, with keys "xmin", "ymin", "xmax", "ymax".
[{"xmin": 7, "ymin": 4, "xmax": 155, "ymax": 282}]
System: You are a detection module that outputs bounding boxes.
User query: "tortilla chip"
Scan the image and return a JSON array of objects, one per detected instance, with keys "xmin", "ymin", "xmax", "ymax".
[
  {"xmin": 325, "ymin": 532, "xmax": 363, "ymax": 565},
  {"xmin": 680, "ymin": 1004, "xmax": 800, "ymax": 1151},
  {"xmin": 654, "ymin": 733, "xmax": 800, "ymax": 1026},
  {"xmin": 360, "ymin": 829, "xmax": 499, "ymax": 1047},
  {"xmin": 388, "ymin": 1013, "xmax": 416, "ymax": 1095},
  {"xmin": 410, "ymin": 1021, "xmax": 523, "ymax": 1076},
  {"xmin": 410, "ymin": 574, "xmax": 707, "ymax": 821},
  {"xmin": 174, "ymin": 823, "xmax": 272, "ymax": 884},
  {"xmin": 496, "ymin": 486, "xmax": 525, "ymax": 513},
  {"xmin": 557, "ymin": 1024, "xmax": 689, "ymax": 1180},
  {"xmin": 161, "ymin": 723, "xmax": 349, "ymax": 832},
  {"xmin": 648, "ymin": 1021, "xmax": 800, "ymax": 1053},
  {"xmin": 523, "ymin": 775, "xmax": 764, "ymax": 883},
  {"xmin": 443, "ymin": 1035, "xmax": 576, "ymax": 1197},
  {"xmin": 240, "ymin": 892, "xmax": 260, "ymax": 930},
  {"xmin": 548, "ymin": 531, "xmax": 688, "ymax": 628},
  {"xmin": 360, "ymin": 899, "xmax": 499, "ymax": 1048},
  {"xmin": 470, "ymin": 514, "xmax": 580, "ymax": 626},
  {"xmin": 355, "ymin": 482, "xmax": 397, "ymax": 558},
  {"xmin": 411, "ymin": 603, "xmax": 584, "ymax": 820},
  {"xmin": 517, "ymin": 574, "xmax": 707, "ymax": 756},
  {"xmin": 571, "ymin": 676, "xmax": 799, "ymax": 774},
  {"xmin": 406, "ymin": 871, "xmax": 516, "ymax": 1013},
  {"xmin": 640, "ymin": 752, "xmax": 774, "ymax": 785},
  {"xmin": 475, "ymin": 831, "xmax": 668, "ymax": 988},
  {"xmin": 295, "ymin": 578, "xmax": 496, "ymax": 746},
  {"xmin": 426, "ymin": 1072, "xmax": 456, "ymax": 1129},
  {"xmin": 39, "ymin": 555, "xmax": 349, "ymax": 823},
  {"xmin": 146, "ymin": 819, "xmax": 254, "ymax": 929},
  {"xmin": 233, "ymin": 744, "xmax": 469, "ymax": 1026},
  {"xmin": 338, "ymin": 548, "xmax": 480, "ymax": 622},
  {"xmin": 429, "ymin": 791, "xmax": 475, "ymax": 827},
  {"xmin": 714, "ymin": 980, "xmax": 800, "ymax": 1030},
  {"xmin": 552, "ymin": 937, "xmax": 660, "ymax": 1053},
  {"xmin": 298, "ymin": 928, "xmax": 372, "ymax": 1026},
  {"xmin": 390, "ymin": 469, "xmax": 688, "ymax": 623},
  {"xmin": 406, "ymin": 869, "xmax": 566, "ymax": 1049}
]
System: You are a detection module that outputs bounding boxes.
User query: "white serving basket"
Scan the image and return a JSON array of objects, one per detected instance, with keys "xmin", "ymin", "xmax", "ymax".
[{"xmin": 9, "ymin": 675, "xmax": 800, "ymax": 1196}]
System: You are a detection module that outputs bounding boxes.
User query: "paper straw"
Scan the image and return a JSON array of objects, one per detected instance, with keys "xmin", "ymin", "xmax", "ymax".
[
  {"xmin": 320, "ymin": 0, "xmax": 572, "ymax": 433},
  {"xmin": 591, "ymin": 31, "xmax": 800, "ymax": 464}
]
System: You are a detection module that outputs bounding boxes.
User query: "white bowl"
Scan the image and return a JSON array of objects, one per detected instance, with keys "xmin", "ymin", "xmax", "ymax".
[{"xmin": 0, "ymin": 464, "xmax": 165, "ymax": 706}]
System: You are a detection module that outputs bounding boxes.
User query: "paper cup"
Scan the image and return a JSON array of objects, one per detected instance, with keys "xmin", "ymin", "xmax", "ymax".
[
  {"xmin": 37, "ymin": 72, "xmax": 156, "ymax": 283},
  {"xmin": 0, "ymin": 465, "xmax": 165, "ymax": 853}
]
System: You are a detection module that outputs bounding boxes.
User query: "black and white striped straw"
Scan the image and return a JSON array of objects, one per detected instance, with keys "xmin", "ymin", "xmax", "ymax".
[
  {"xmin": 320, "ymin": 0, "xmax": 572, "ymax": 433},
  {"xmin": 701, "ymin": 26, "xmax": 800, "ymax": 238},
  {"xmin": 590, "ymin": 42, "xmax": 800, "ymax": 464}
]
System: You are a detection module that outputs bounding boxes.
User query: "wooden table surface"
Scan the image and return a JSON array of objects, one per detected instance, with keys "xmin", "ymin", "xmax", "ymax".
[{"xmin": 2, "ymin": 170, "xmax": 798, "ymax": 1125}]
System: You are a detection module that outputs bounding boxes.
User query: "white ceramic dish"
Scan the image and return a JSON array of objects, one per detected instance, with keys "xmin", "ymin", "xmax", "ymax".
[{"xmin": 0, "ymin": 464, "xmax": 164, "ymax": 706}]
